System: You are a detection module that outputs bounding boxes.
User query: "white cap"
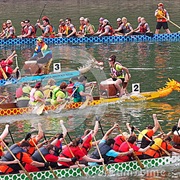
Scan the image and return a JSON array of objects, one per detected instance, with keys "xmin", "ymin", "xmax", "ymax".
[
  {"xmin": 117, "ymin": 18, "xmax": 121, "ymax": 22},
  {"xmin": 103, "ymin": 19, "xmax": 109, "ymax": 23},
  {"xmin": 79, "ymin": 17, "xmax": 84, "ymax": 21},
  {"xmin": 6, "ymin": 20, "xmax": 12, "ymax": 24}
]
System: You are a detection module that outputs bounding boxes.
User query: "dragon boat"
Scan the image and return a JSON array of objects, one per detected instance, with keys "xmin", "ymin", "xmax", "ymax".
[
  {"xmin": 0, "ymin": 59, "xmax": 102, "ymax": 86},
  {"xmin": 0, "ymin": 79, "xmax": 179, "ymax": 116},
  {"xmin": 0, "ymin": 32, "xmax": 180, "ymax": 46},
  {"xmin": 0, "ymin": 155, "xmax": 180, "ymax": 179}
]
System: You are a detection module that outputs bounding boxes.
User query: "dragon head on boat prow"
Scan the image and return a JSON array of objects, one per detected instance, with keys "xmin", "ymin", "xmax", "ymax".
[
  {"xmin": 164, "ymin": 79, "xmax": 180, "ymax": 92},
  {"xmin": 78, "ymin": 58, "xmax": 104, "ymax": 74}
]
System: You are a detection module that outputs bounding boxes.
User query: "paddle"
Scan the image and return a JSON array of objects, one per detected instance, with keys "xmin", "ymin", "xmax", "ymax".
[
  {"xmin": 118, "ymin": 128, "xmax": 145, "ymax": 169},
  {"xmin": 79, "ymin": 85, "xmax": 95, "ymax": 109},
  {"xmin": 55, "ymin": 86, "xmax": 78, "ymax": 113},
  {"xmin": 98, "ymin": 118, "xmax": 105, "ymax": 137},
  {"xmin": 63, "ymin": 138, "xmax": 86, "ymax": 176},
  {"xmin": 134, "ymin": 127, "xmax": 171, "ymax": 156},
  {"xmin": 1, "ymin": 139, "xmax": 32, "ymax": 180},
  {"xmin": 31, "ymin": 138, "xmax": 58, "ymax": 179},
  {"xmin": 15, "ymin": 55, "xmax": 21, "ymax": 80},
  {"xmin": 35, "ymin": 4, "xmax": 47, "ymax": 33},
  {"xmin": 161, "ymin": 15, "xmax": 180, "ymax": 30},
  {"xmin": 93, "ymin": 136, "xmax": 109, "ymax": 175},
  {"xmin": 0, "ymin": 65, "xmax": 8, "ymax": 80},
  {"xmin": 8, "ymin": 129, "xmax": 15, "ymax": 144}
]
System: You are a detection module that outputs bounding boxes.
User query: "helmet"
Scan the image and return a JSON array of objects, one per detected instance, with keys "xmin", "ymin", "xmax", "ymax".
[
  {"xmin": 36, "ymin": 37, "xmax": 43, "ymax": 42},
  {"xmin": 158, "ymin": 3, "xmax": 164, "ymax": 7},
  {"xmin": 7, "ymin": 59, "xmax": 13, "ymax": 65}
]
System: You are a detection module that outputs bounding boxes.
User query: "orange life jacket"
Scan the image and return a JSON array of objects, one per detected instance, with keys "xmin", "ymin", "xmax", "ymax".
[
  {"xmin": 156, "ymin": 9, "xmax": 168, "ymax": 22},
  {"xmin": 113, "ymin": 135, "xmax": 125, "ymax": 151}
]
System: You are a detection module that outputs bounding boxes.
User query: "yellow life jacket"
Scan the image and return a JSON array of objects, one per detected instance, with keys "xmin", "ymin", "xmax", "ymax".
[
  {"xmin": 150, "ymin": 138, "xmax": 163, "ymax": 150},
  {"xmin": 138, "ymin": 129, "xmax": 148, "ymax": 140},
  {"xmin": 156, "ymin": 10, "xmax": 166, "ymax": 19}
]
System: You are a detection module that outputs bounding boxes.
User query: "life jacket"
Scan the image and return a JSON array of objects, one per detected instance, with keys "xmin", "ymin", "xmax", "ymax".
[
  {"xmin": 32, "ymin": 147, "xmax": 49, "ymax": 162},
  {"xmin": 84, "ymin": 24, "xmax": 95, "ymax": 34},
  {"xmin": 54, "ymin": 140, "xmax": 62, "ymax": 156},
  {"xmin": 6, "ymin": 26, "xmax": 16, "ymax": 38},
  {"xmin": 156, "ymin": 9, "xmax": 167, "ymax": 22},
  {"xmin": 59, "ymin": 25, "xmax": 66, "ymax": 34},
  {"xmin": 81, "ymin": 134, "xmax": 92, "ymax": 154},
  {"xmin": 30, "ymin": 88, "xmax": 36, "ymax": 102},
  {"xmin": 150, "ymin": 138, "xmax": 163, "ymax": 150},
  {"xmin": 113, "ymin": 135, "xmax": 125, "ymax": 151},
  {"xmin": 73, "ymin": 82, "xmax": 83, "ymax": 98},
  {"xmin": 2, "ymin": 144, "xmax": 25, "ymax": 161},
  {"xmin": 24, "ymin": 25, "xmax": 36, "ymax": 38},
  {"xmin": 0, "ymin": 141, "xmax": 3, "ymax": 157},
  {"xmin": 65, "ymin": 24, "xmax": 73, "ymax": 35},
  {"xmin": 139, "ymin": 23, "xmax": 148, "ymax": 33},
  {"xmin": 90, "ymin": 142, "xmax": 112, "ymax": 164},
  {"xmin": 137, "ymin": 129, "xmax": 153, "ymax": 148},
  {"xmin": 111, "ymin": 62, "xmax": 124, "ymax": 78},
  {"xmin": 43, "ymin": 24, "xmax": 55, "ymax": 38},
  {"xmin": 51, "ymin": 87, "xmax": 66, "ymax": 100},
  {"xmin": 173, "ymin": 129, "xmax": 180, "ymax": 145},
  {"xmin": 79, "ymin": 24, "xmax": 84, "ymax": 31}
]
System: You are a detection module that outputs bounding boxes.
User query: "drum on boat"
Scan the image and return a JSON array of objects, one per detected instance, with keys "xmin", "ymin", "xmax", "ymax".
[{"xmin": 99, "ymin": 80, "xmax": 118, "ymax": 98}]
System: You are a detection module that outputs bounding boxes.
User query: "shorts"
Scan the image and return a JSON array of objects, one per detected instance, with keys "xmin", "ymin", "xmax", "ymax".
[{"xmin": 156, "ymin": 22, "xmax": 169, "ymax": 30}]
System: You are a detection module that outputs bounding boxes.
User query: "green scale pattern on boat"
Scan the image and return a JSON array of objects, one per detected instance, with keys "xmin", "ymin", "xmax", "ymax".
[{"xmin": 1, "ymin": 156, "xmax": 179, "ymax": 179}]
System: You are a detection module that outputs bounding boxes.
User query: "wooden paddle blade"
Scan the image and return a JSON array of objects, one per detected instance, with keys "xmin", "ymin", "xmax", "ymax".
[
  {"xmin": 55, "ymin": 102, "xmax": 67, "ymax": 113},
  {"xmin": 79, "ymin": 98, "xmax": 89, "ymax": 109},
  {"xmin": 133, "ymin": 152, "xmax": 145, "ymax": 169},
  {"xmin": 32, "ymin": 103, "xmax": 45, "ymax": 115}
]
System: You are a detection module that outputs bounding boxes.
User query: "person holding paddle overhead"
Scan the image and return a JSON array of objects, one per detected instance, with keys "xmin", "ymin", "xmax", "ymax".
[
  {"xmin": 108, "ymin": 54, "xmax": 131, "ymax": 97},
  {"xmin": 155, "ymin": 3, "xmax": 171, "ymax": 34},
  {"xmin": 50, "ymin": 82, "xmax": 68, "ymax": 106},
  {"xmin": 73, "ymin": 76, "xmax": 93, "ymax": 103}
]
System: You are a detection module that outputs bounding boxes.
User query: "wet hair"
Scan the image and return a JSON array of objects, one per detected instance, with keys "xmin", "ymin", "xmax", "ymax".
[
  {"xmin": 60, "ymin": 82, "xmax": 68, "ymax": 89},
  {"xmin": 164, "ymin": 136, "xmax": 172, "ymax": 142},
  {"xmin": 71, "ymin": 137, "xmax": 83, "ymax": 147},
  {"xmin": 43, "ymin": 18, "xmax": 50, "ymax": 23},
  {"xmin": 20, "ymin": 141, "xmax": 30, "ymax": 147},
  {"xmin": 66, "ymin": 18, "xmax": 71, "ymax": 22},
  {"xmin": 84, "ymin": 129, "xmax": 91, "ymax": 136},
  {"xmin": 106, "ymin": 138, "xmax": 115, "ymax": 146},
  {"xmin": 128, "ymin": 136, "xmax": 137, "ymax": 144},
  {"xmin": 46, "ymin": 144, "xmax": 55, "ymax": 151},
  {"xmin": 147, "ymin": 125, "xmax": 153, "ymax": 129}
]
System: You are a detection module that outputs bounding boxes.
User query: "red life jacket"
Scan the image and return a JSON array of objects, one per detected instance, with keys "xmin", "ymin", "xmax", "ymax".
[
  {"xmin": 81, "ymin": 134, "xmax": 92, "ymax": 154},
  {"xmin": 24, "ymin": 25, "xmax": 36, "ymax": 38},
  {"xmin": 113, "ymin": 135, "xmax": 125, "ymax": 151},
  {"xmin": 139, "ymin": 23, "xmax": 148, "ymax": 33}
]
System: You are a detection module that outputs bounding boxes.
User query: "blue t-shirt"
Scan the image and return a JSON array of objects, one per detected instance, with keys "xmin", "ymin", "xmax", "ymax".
[{"xmin": 88, "ymin": 139, "xmax": 119, "ymax": 166}]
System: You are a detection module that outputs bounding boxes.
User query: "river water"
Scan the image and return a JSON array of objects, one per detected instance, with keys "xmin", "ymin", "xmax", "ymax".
[{"xmin": 0, "ymin": 0, "xmax": 180, "ymax": 179}]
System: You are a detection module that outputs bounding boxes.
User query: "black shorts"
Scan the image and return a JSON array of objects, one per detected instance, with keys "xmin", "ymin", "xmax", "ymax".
[{"xmin": 156, "ymin": 22, "xmax": 169, "ymax": 30}]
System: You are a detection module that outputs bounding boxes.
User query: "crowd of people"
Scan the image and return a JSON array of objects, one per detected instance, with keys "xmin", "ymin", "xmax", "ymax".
[
  {"xmin": 0, "ymin": 115, "xmax": 180, "ymax": 174},
  {"xmin": 0, "ymin": 3, "xmax": 172, "ymax": 40}
]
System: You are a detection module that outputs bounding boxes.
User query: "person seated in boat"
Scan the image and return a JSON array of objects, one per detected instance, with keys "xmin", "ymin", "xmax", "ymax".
[
  {"xmin": 58, "ymin": 137, "xmax": 104, "ymax": 168},
  {"xmin": 117, "ymin": 17, "xmax": 134, "ymax": 36},
  {"xmin": 29, "ymin": 82, "xmax": 45, "ymax": 107},
  {"xmin": 4, "ymin": 20, "xmax": 16, "ymax": 39},
  {"xmin": 67, "ymin": 76, "xmax": 78, "ymax": 96},
  {"xmin": 142, "ymin": 135, "xmax": 180, "ymax": 159},
  {"xmin": 133, "ymin": 17, "xmax": 151, "ymax": 35},
  {"xmin": 82, "ymin": 18, "xmax": 95, "ymax": 37},
  {"xmin": 76, "ymin": 17, "xmax": 85, "ymax": 37},
  {"xmin": 64, "ymin": 18, "xmax": 77, "ymax": 38},
  {"xmin": 25, "ymin": 144, "xmax": 77, "ymax": 172},
  {"xmin": 43, "ymin": 78, "xmax": 57, "ymax": 104},
  {"xmin": 50, "ymin": 82, "xmax": 69, "ymax": 106},
  {"xmin": 0, "ymin": 51, "xmax": 19, "ymax": 79},
  {"xmin": 0, "ymin": 141, "xmax": 50, "ymax": 174},
  {"xmin": 55, "ymin": 19, "xmax": 66, "ymax": 37},
  {"xmin": 73, "ymin": 75, "xmax": 93, "ymax": 103},
  {"xmin": 114, "ymin": 18, "xmax": 123, "ymax": 36},
  {"xmin": 114, "ymin": 135, "xmax": 154, "ymax": 163},
  {"xmin": 19, "ymin": 123, "xmax": 45, "ymax": 156},
  {"xmin": 94, "ymin": 17, "xmax": 104, "ymax": 36},
  {"xmin": 0, "ymin": 22, "xmax": 8, "ymax": 39},
  {"xmin": 17, "ymin": 19, "xmax": 36, "ymax": 38},
  {"xmin": 0, "ymin": 124, "xmax": 10, "ymax": 158},
  {"xmin": 108, "ymin": 54, "xmax": 131, "ymax": 97},
  {"xmin": 28, "ymin": 37, "xmax": 52, "ymax": 74},
  {"xmin": 133, "ymin": 16, "xmax": 142, "ymax": 32},
  {"xmin": 99, "ymin": 19, "xmax": 114, "ymax": 37},
  {"xmin": 16, "ymin": 83, "xmax": 31, "ymax": 108},
  {"xmin": 171, "ymin": 118, "xmax": 180, "ymax": 149},
  {"xmin": 155, "ymin": 3, "xmax": 171, "ymax": 34},
  {"xmin": 88, "ymin": 123, "xmax": 133, "ymax": 166},
  {"xmin": 36, "ymin": 16, "xmax": 55, "ymax": 38}
]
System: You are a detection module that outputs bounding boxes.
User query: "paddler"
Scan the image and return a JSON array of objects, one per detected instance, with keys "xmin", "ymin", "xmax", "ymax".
[
  {"xmin": 171, "ymin": 118, "xmax": 180, "ymax": 149},
  {"xmin": 50, "ymin": 82, "xmax": 69, "ymax": 106},
  {"xmin": 108, "ymin": 54, "xmax": 131, "ymax": 97},
  {"xmin": 155, "ymin": 3, "xmax": 171, "ymax": 34},
  {"xmin": 28, "ymin": 37, "xmax": 52, "ymax": 74}
]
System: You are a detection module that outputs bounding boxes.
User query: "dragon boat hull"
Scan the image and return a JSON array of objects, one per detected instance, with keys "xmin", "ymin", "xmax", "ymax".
[
  {"xmin": 0, "ymin": 33, "xmax": 180, "ymax": 46},
  {"xmin": 0, "ymin": 155, "xmax": 179, "ymax": 179}
]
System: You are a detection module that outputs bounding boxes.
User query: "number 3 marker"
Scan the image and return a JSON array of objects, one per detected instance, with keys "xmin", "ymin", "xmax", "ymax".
[{"xmin": 53, "ymin": 63, "xmax": 61, "ymax": 73}]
